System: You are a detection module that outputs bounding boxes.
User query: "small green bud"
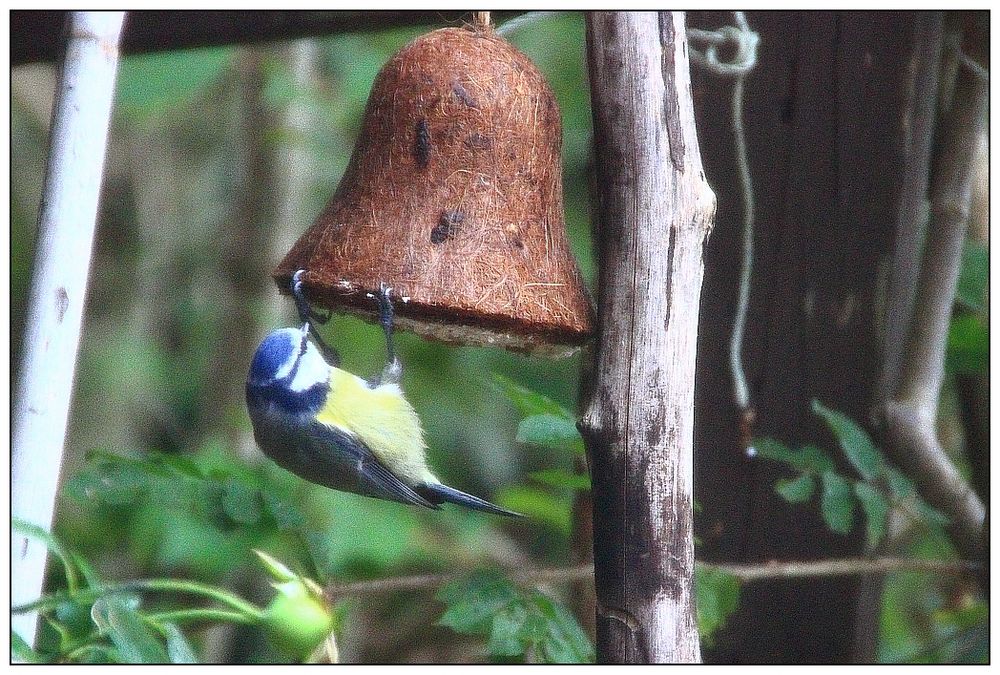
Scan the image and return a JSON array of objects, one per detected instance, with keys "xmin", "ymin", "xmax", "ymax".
[{"xmin": 255, "ymin": 550, "xmax": 334, "ymax": 660}]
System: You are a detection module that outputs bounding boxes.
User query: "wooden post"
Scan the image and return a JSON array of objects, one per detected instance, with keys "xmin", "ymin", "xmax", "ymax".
[
  {"xmin": 12, "ymin": 11, "xmax": 125, "ymax": 646},
  {"xmin": 688, "ymin": 11, "xmax": 928, "ymax": 662},
  {"xmin": 581, "ymin": 11, "xmax": 715, "ymax": 663}
]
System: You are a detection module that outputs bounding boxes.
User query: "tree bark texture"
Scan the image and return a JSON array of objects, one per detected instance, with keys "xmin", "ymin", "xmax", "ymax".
[
  {"xmin": 582, "ymin": 11, "xmax": 715, "ymax": 663},
  {"xmin": 688, "ymin": 11, "xmax": 920, "ymax": 662}
]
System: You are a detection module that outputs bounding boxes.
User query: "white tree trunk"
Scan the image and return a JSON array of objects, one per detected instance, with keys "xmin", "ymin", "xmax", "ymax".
[
  {"xmin": 582, "ymin": 11, "xmax": 715, "ymax": 663},
  {"xmin": 12, "ymin": 10, "xmax": 125, "ymax": 646}
]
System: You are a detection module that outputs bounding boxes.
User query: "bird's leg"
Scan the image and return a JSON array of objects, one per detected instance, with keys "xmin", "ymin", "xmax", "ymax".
[
  {"xmin": 291, "ymin": 270, "xmax": 341, "ymax": 366},
  {"xmin": 372, "ymin": 283, "xmax": 403, "ymax": 386}
]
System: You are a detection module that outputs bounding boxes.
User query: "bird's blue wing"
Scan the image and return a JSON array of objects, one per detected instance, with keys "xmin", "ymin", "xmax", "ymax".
[{"xmin": 303, "ymin": 421, "xmax": 439, "ymax": 510}]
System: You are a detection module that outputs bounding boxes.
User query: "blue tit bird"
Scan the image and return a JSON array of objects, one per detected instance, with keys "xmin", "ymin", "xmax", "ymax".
[{"xmin": 246, "ymin": 271, "xmax": 521, "ymax": 517}]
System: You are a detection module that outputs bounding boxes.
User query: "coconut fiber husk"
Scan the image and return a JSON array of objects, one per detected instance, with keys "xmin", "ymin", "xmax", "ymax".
[{"xmin": 274, "ymin": 24, "xmax": 594, "ymax": 357}]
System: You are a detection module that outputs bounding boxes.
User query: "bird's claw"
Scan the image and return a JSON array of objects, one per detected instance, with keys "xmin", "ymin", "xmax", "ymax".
[{"xmin": 291, "ymin": 270, "xmax": 331, "ymax": 325}]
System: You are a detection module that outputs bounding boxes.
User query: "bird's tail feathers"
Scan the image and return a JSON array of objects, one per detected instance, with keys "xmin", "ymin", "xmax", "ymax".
[{"xmin": 420, "ymin": 483, "xmax": 524, "ymax": 518}]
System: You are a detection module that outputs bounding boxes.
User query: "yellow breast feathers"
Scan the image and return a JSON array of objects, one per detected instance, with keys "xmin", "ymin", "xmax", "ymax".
[{"xmin": 314, "ymin": 367, "xmax": 435, "ymax": 485}]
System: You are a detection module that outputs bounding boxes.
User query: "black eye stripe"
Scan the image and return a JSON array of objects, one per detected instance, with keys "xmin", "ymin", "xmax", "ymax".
[{"xmin": 282, "ymin": 333, "xmax": 309, "ymax": 383}]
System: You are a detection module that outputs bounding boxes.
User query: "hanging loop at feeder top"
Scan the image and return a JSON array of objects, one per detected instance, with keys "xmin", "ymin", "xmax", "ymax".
[{"xmin": 274, "ymin": 25, "xmax": 594, "ymax": 357}]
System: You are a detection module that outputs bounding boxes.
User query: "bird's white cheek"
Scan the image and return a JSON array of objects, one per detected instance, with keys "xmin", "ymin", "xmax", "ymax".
[
  {"xmin": 289, "ymin": 347, "xmax": 330, "ymax": 392},
  {"xmin": 274, "ymin": 357, "xmax": 296, "ymax": 381}
]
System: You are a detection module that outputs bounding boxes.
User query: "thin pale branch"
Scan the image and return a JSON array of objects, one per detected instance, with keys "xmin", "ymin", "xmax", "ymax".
[
  {"xmin": 711, "ymin": 557, "xmax": 980, "ymax": 582},
  {"xmin": 323, "ymin": 557, "xmax": 980, "ymax": 599},
  {"xmin": 325, "ymin": 565, "xmax": 593, "ymax": 600},
  {"xmin": 878, "ymin": 12, "xmax": 943, "ymax": 401},
  {"xmin": 882, "ymin": 34, "xmax": 988, "ymax": 564}
]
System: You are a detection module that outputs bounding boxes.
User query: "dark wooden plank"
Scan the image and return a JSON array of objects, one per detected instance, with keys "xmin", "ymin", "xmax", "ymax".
[
  {"xmin": 11, "ymin": 10, "xmax": 526, "ymax": 65},
  {"xmin": 690, "ymin": 10, "xmax": 916, "ymax": 663}
]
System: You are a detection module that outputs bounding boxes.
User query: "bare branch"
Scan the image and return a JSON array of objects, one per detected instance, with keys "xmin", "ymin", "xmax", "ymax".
[
  {"xmin": 882, "ymin": 33, "xmax": 988, "ymax": 563},
  {"xmin": 326, "ymin": 565, "xmax": 595, "ymax": 600},
  {"xmin": 711, "ymin": 557, "xmax": 980, "ymax": 583},
  {"xmin": 323, "ymin": 557, "xmax": 979, "ymax": 600},
  {"xmin": 877, "ymin": 12, "xmax": 943, "ymax": 401}
]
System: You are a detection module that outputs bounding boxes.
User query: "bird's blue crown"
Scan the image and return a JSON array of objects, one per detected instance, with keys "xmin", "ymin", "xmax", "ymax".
[
  {"xmin": 248, "ymin": 328, "xmax": 303, "ymax": 386},
  {"xmin": 247, "ymin": 327, "xmax": 328, "ymax": 415}
]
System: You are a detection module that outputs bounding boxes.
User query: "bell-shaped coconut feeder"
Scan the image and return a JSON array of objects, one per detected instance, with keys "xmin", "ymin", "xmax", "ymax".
[{"xmin": 274, "ymin": 22, "xmax": 593, "ymax": 356}]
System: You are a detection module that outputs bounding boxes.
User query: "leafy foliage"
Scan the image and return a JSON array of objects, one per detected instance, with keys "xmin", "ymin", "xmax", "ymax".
[
  {"xmin": 852, "ymin": 482, "xmax": 889, "ymax": 549},
  {"xmin": 91, "ymin": 596, "xmax": 171, "ymax": 663},
  {"xmin": 64, "ymin": 447, "xmax": 304, "ymax": 577},
  {"xmin": 947, "ymin": 239, "xmax": 988, "ymax": 376},
  {"xmin": 754, "ymin": 438, "xmax": 835, "ymax": 473},
  {"xmin": 529, "ymin": 468, "xmax": 592, "ymax": 491},
  {"xmin": 812, "ymin": 400, "xmax": 884, "ymax": 480},
  {"xmin": 695, "ymin": 566, "xmax": 741, "ymax": 647},
  {"xmin": 820, "ymin": 472, "xmax": 855, "ymax": 535},
  {"xmin": 493, "ymin": 373, "xmax": 577, "ymax": 420},
  {"xmin": 12, "ymin": 523, "xmax": 343, "ymax": 664},
  {"xmin": 774, "ymin": 473, "xmax": 815, "ymax": 503},
  {"xmin": 756, "ymin": 400, "xmax": 948, "ymax": 549},
  {"xmin": 493, "ymin": 373, "xmax": 590, "ymax": 537},
  {"xmin": 494, "ymin": 485, "xmax": 574, "ymax": 535},
  {"xmin": 517, "ymin": 414, "xmax": 585, "ymax": 454},
  {"xmin": 436, "ymin": 572, "xmax": 593, "ymax": 663}
]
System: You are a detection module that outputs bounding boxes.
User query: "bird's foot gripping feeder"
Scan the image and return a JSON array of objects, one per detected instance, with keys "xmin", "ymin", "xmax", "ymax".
[{"xmin": 274, "ymin": 22, "xmax": 594, "ymax": 357}]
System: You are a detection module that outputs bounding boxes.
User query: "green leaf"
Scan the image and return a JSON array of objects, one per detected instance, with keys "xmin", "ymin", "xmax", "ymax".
[
  {"xmin": 774, "ymin": 473, "xmax": 815, "ymax": 503},
  {"xmin": 261, "ymin": 490, "xmax": 306, "ymax": 530},
  {"xmin": 161, "ymin": 623, "xmax": 199, "ymax": 664},
  {"xmin": 695, "ymin": 566, "xmax": 741, "ymax": 646},
  {"xmin": 492, "ymin": 374, "xmax": 573, "ymax": 419},
  {"xmin": 221, "ymin": 477, "xmax": 262, "ymax": 525},
  {"xmin": 437, "ymin": 572, "xmax": 593, "ymax": 663},
  {"xmin": 91, "ymin": 597, "xmax": 170, "ymax": 664},
  {"xmin": 66, "ymin": 459, "xmax": 147, "ymax": 506},
  {"xmin": 884, "ymin": 465, "xmax": 915, "ymax": 499},
  {"xmin": 493, "ymin": 485, "xmax": 572, "ymax": 535},
  {"xmin": 486, "ymin": 602, "xmax": 529, "ymax": 658},
  {"xmin": 152, "ymin": 453, "xmax": 206, "ymax": 479},
  {"xmin": 73, "ymin": 645, "xmax": 120, "ymax": 663},
  {"xmin": 255, "ymin": 549, "xmax": 298, "ymax": 583},
  {"xmin": 753, "ymin": 438, "xmax": 836, "ymax": 473},
  {"xmin": 915, "ymin": 499, "xmax": 951, "ymax": 528},
  {"xmin": 529, "ymin": 468, "xmax": 591, "ymax": 491},
  {"xmin": 820, "ymin": 472, "xmax": 856, "ymax": 535},
  {"xmin": 55, "ymin": 599, "xmax": 96, "ymax": 642},
  {"xmin": 812, "ymin": 400, "xmax": 884, "ymax": 480},
  {"xmin": 946, "ymin": 314, "xmax": 988, "ymax": 375},
  {"xmin": 516, "ymin": 414, "xmax": 584, "ymax": 453},
  {"xmin": 436, "ymin": 572, "xmax": 520, "ymax": 634},
  {"xmin": 853, "ymin": 482, "xmax": 889, "ymax": 549},
  {"xmin": 117, "ymin": 47, "xmax": 233, "ymax": 122},
  {"xmin": 11, "ymin": 630, "xmax": 44, "ymax": 663},
  {"xmin": 528, "ymin": 592, "xmax": 594, "ymax": 663},
  {"xmin": 72, "ymin": 552, "xmax": 104, "ymax": 589},
  {"xmin": 956, "ymin": 239, "xmax": 988, "ymax": 310}
]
